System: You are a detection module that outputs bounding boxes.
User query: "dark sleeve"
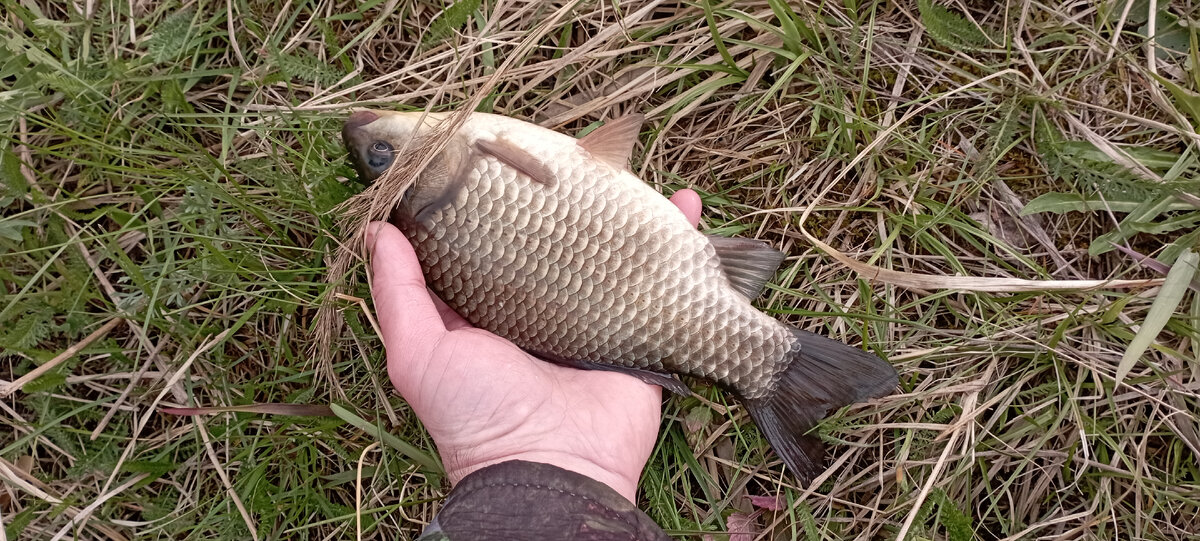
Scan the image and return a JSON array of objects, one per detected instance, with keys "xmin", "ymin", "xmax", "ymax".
[{"xmin": 416, "ymin": 460, "xmax": 672, "ymax": 541}]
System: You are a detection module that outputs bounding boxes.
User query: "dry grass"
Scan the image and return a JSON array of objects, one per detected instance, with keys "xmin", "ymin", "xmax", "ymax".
[{"xmin": 2, "ymin": 0, "xmax": 1199, "ymax": 539}]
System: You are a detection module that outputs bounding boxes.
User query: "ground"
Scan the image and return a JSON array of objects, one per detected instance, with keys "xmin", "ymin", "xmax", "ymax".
[{"xmin": 2, "ymin": 0, "xmax": 1199, "ymax": 539}]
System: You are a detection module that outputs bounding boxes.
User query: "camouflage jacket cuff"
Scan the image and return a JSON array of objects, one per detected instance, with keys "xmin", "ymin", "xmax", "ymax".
[{"xmin": 417, "ymin": 460, "xmax": 672, "ymax": 540}]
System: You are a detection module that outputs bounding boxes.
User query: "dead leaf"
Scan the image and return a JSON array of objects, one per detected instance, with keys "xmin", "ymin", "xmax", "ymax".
[
  {"xmin": 749, "ymin": 494, "xmax": 785, "ymax": 511},
  {"xmin": 727, "ymin": 511, "xmax": 762, "ymax": 541},
  {"xmin": 160, "ymin": 403, "xmax": 335, "ymax": 416}
]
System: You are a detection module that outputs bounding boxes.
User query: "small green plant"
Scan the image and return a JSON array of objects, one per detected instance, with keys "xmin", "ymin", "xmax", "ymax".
[{"xmin": 918, "ymin": 0, "xmax": 993, "ymax": 51}]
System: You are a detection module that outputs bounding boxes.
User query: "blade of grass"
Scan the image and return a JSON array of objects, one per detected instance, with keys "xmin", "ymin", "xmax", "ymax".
[
  {"xmin": 329, "ymin": 403, "xmax": 442, "ymax": 474},
  {"xmin": 1114, "ymin": 248, "xmax": 1198, "ymax": 385}
]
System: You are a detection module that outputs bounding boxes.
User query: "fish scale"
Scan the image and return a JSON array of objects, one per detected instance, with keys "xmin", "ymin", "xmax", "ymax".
[
  {"xmin": 344, "ymin": 109, "xmax": 898, "ymax": 480},
  {"xmin": 403, "ymin": 126, "xmax": 789, "ymax": 394}
]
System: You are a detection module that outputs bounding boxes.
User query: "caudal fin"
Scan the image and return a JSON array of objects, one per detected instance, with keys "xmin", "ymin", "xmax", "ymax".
[{"xmin": 744, "ymin": 328, "xmax": 897, "ymax": 482}]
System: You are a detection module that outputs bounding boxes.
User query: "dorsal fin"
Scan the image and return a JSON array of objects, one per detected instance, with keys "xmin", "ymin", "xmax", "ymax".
[
  {"xmin": 475, "ymin": 137, "xmax": 558, "ymax": 187},
  {"xmin": 577, "ymin": 113, "xmax": 644, "ymax": 170},
  {"xmin": 528, "ymin": 349, "xmax": 691, "ymax": 396},
  {"xmin": 708, "ymin": 235, "xmax": 787, "ymax": 299}
]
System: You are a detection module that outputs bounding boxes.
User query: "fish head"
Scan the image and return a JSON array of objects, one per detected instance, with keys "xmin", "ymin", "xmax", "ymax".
[
  {"xmin": 343, "ymin": 109, "xmax": 472, "ymax": 223},
  {"xmin": 342, "ymin": 110, "xmax": 394, "ymax": 183},
  {"xmin": 343, "ymin": 109, "xmax": 448, "ymax": 183}
]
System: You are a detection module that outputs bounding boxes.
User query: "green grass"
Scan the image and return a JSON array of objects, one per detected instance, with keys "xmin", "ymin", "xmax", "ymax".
[{"xmin": 3, "ymin": 0, "xmax": 1199, "ymax": 539}]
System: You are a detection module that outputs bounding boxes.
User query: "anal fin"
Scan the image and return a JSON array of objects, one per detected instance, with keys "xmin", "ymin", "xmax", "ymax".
[
  {"xmin": 707, "ymin": 235, "xmax": 787, "ymax": 299},
  {"xmin": 529, "ymin": 350, "xmax": 690, "ymax": 396}
]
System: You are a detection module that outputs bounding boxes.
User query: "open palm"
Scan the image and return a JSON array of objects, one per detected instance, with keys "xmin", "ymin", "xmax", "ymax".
[{"xmin": 367, "ymin": 190, "xmax": 702, "ymax": 502}]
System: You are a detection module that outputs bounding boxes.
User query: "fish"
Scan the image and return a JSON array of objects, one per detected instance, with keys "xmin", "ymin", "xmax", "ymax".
[{"xmin": 342, "ymin": 109, "xmax": 898, "ymax": 481}]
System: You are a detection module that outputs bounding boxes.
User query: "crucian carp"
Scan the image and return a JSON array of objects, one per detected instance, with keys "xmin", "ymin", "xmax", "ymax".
[{"xmin": 343, "ymin": 110, "xmax": 898, "ymax": 481}]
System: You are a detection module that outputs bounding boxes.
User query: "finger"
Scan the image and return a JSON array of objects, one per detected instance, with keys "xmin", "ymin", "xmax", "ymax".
[
  {"xmin": 669, "ymin": 188, "xmax": 702, "ymax": 228},
  {"xmin": 366, "ymin": 221, "xmax": 446, "ymax": 372}
]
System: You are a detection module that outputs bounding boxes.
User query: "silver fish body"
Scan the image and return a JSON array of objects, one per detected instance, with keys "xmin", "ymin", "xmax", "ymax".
[{"xmin": 344, "ymin": 110, "xmax": 897, "ymax": 480}]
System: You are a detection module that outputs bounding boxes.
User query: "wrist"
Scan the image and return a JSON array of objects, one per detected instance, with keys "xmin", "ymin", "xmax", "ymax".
[{"xmin": 445, "ymin": 450, "xmax": 640, "ymax": 503}]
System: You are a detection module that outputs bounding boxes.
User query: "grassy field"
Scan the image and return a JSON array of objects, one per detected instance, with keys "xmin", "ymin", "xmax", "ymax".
[{"xmin": 3, "ymin": 0, "xmax": 1200, "ymax": 539}]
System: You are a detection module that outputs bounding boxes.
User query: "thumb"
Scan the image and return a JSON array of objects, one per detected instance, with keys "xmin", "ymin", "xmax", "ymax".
[{"xmin": 366, "ymin": 222, "xmax": 446, "ymax": 388}]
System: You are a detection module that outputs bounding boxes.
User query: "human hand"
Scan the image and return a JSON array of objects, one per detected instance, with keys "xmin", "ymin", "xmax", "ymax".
[{"xmin": 366, "ymin": 189, "xmax": 702, "ymax": 502}]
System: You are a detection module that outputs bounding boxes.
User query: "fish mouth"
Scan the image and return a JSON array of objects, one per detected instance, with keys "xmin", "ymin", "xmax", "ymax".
[
  {"xmin": 345, "ymin": 110, "xmax": 379, "ymax": 130},
  {"xmin": 342, "ymin": 110, "xmax": 383, "ymax": 183}
]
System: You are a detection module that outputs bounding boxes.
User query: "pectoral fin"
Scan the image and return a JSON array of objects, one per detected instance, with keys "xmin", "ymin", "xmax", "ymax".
[
  {"xmin": 475, "ymin": 137, "xmax": 558, "ymax": 187},
  {"xmin": 707, "ymin": 235, "xmax": 787, "ymax": 300},
  {"xmin": 529, "ymin": 350, "xmax": 690, "ymax": 396},
  {"xmin": 414, "ymin": 137, "xmax": 558, "ymax": 222},
  {"xmin": 577, "ymin": 113, "xmax": 644, "ymax": 170}
]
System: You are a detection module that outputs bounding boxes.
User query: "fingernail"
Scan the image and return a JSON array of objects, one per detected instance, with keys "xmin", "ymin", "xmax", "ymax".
[{"xmin": 364, "ymin": 222, "xmax": 382, "ymax": 256}]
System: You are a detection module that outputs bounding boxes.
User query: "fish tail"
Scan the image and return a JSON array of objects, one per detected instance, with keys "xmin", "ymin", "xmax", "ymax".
[{"xmin": 744, "ymin": 328, "xmax": 897, "ymax": 482}]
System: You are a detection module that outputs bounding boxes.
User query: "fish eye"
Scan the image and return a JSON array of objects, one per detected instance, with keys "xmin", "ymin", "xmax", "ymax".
[{"xmin": 365, "ymin": 140, "xmax": 395, "ymax": 171}]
